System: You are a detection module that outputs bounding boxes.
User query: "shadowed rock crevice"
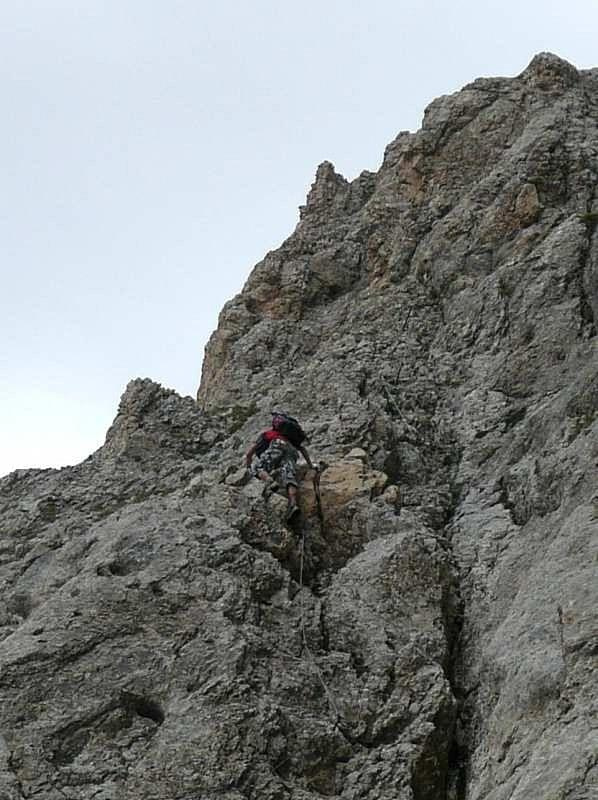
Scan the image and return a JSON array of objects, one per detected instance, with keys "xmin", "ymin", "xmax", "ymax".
[
  {"xmin": 120, "ymin": 692, "xmax": 165, "ymax": 725},
  {"xmin": 577, "ymin": 216, "xmax": 598, "ymax": 337},
  {"xmin": 442, "ymin": 572, "xmax": 469, "ymax": 800}
]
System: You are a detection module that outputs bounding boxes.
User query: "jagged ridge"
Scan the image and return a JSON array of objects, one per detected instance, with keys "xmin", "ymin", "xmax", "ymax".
[{"xmin": 1, "ymin": 53, "xmax": 598, "ymax": 800}]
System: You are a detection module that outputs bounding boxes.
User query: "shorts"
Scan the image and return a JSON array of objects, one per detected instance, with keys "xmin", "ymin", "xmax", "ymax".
[{"xmin": 251, "ymin": 439, "xmax": 298, "ymax": 487}]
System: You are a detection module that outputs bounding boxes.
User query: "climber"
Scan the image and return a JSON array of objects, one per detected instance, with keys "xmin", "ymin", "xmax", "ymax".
[{"xmin": 245, "ymin": 412, "xmax": 316, "ymax": 522}]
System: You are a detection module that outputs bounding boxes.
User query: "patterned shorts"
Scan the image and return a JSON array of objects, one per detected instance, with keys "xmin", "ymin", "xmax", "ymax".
[{"xmin": 251, "ymin": 439, "xmax": 298, "ymax": 487}]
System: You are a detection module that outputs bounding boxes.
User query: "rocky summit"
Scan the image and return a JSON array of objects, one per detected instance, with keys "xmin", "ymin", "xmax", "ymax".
[{"xmin": 1, "ymin": 52, "xmax": 598, "ymax": 800}]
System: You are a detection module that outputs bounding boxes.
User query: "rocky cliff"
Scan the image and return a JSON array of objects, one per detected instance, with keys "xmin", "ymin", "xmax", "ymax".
[{"xmin": 1, "ymin": 53, "xmax": 597, "ymax": 800}]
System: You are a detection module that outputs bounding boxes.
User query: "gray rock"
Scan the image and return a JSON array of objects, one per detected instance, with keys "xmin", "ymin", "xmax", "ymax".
[{"xmin": 1, "ymin": 52, "xmax": 598, "ymax": 799}]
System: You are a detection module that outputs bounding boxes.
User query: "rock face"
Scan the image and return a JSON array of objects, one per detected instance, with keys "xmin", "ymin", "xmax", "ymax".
[{"xmin": 1, "ymin": 52, "xmax": 598, "ymax": 799}]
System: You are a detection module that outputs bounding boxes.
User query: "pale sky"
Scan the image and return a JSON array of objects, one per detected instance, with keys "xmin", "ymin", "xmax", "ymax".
[{"xmin": 2, "ymin": 1, "xmax": 597, "ymax": 477}]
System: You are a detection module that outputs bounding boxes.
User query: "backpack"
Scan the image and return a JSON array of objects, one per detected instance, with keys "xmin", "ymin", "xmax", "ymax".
[
  {"xmin": 254, "ymin": 432, "xmax": 270, "ymax": 457},
  {"xmin": 271, "ymin": 412, "xmax": 307, "ymax": 449}
]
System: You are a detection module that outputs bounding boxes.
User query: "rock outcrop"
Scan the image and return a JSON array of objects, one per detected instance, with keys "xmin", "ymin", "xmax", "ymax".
[{"xmin": 1, "ymin": 53, "xmax": 597, "ymax": 799}]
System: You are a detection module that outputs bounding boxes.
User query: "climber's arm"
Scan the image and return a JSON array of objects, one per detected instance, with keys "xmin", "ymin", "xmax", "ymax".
[
  {"xmin": 245, "ymin": 443, "xmax": 257, "ymax": 467},
  {"xmin": 299, "ymin": 445, "xmax": 316, "ymax": 470}
]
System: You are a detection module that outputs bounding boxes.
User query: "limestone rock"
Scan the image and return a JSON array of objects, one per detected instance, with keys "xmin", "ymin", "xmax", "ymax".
[
  {"xmin": 299, "ymin": 458, "xmax": 387, "ymax": 517},
  {"xmin": 2, "ymin": 52, "xmax": 598, "ymax": 799}
]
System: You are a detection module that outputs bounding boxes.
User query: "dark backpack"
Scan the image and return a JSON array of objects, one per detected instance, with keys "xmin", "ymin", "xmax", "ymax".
[
  {"xmin": 254, "ymin": 432, "xmax": 270, "ymax": 457},
  {"xmin": 271, "ymin": 412, "xmax": 307, "ymax": 448}
]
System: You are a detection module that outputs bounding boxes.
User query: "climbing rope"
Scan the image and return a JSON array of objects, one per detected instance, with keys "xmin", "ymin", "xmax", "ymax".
[
  {"xmin": 297, "ymin": 468, "xmax": 341, "ymax": 727},
  {"xmin": 312, "ymin": 466, "xmax": 325, "ymax": 534},
  {"xmin": 272, "ymin": 465, "xmax": 360, "ymax": 785}
]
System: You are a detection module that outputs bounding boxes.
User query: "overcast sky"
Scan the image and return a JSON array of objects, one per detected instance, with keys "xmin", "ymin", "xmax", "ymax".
[{"xmin": 2, "ymin": 1, "xmax": 597, "ymax": 477}]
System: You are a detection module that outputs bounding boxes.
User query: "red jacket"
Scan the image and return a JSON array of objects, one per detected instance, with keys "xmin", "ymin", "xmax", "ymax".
[{"xmin": 262, "ymin": 429, "xmax": 288, "ymax": 444}]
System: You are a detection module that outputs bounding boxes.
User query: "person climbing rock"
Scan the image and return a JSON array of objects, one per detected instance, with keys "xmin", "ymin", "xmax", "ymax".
[{"xmin": 245, "ymin": 412, "xmax": 316, "ymax": 522}]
